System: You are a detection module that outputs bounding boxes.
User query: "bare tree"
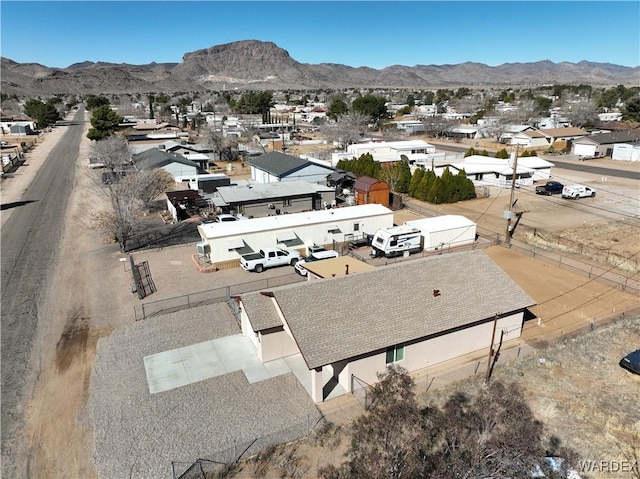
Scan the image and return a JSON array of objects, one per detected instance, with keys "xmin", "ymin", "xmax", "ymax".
[
  {"xmin": 131, "ymin": 169, "xmax": 174, "ymax": 207},
  {"xmin": 449, "ymin": 94, "xmax": 485, "ymax": 117},
  {"xmin": 92, "ymin": 168, "xmax": 174, "ymax": 251},
  {"xmin": 564, "ymin": 99, "xmax": 599, "ymax": 128},
  {"xmin": 92, "ymin": 176, "xmax": 141, "ymax": 252},
  {"xmin": 91, "ymin": 135, "xmax": 130, "ymax": 173},
  {"xmin": 320, "ymin": 111, "xmax": 370, "ymax": 149},
  {"xmin": 202, "ymin": 127, "xmax": 240, "ymax": 160},
  {"xmin": 340, "ymin": 365, "xmax": 427, "ymax": 479}
]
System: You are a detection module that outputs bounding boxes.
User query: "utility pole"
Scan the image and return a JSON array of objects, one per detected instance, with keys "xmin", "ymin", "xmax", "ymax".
[
  {"xmin": 504, "ymin": 147, "xmax": 519, "ymax": 247},
  {"xmin": 485, "ymin": 314, "xmax": 498, "ymax": 384}
]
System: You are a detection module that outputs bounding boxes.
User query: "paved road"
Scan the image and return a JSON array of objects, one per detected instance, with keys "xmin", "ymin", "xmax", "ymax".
[
  {"xmin": 545, "ymin": 158, "xmax": 640, "ymax": 180},
  {"xmin": 430, "ymin": 140, "xmax": 640, "ymax": 180},
  {"xmin": 1, "ymin": 108, "xmax": 84, "ymax": 476}
]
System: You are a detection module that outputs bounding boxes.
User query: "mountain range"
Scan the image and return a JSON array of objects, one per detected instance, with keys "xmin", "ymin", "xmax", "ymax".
[{"xmin": 2, "ymin": 40, "xmax": 638, "ymax": 97}]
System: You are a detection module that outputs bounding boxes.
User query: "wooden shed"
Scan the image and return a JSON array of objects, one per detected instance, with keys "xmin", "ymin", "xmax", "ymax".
[{"xmin": 354, "ymin": 176, "xmax": 389, "ymax": 207}]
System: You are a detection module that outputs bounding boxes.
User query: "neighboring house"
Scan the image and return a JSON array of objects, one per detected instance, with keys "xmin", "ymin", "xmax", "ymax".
[
  {"xmin": 498, "ymin": 125, "xmax": 536, "ymax": 145},
  {"xmin": 211, "ymin": 181, "xmax": 336, "ymax": 218},
  {"xmin": 612, "ymin": 142, "xmax": 640, "ymax": 162},
  {"xmin": 392, "ymin": 120, "xmax": 427, "ymax": 135},
  {"xmin": 131, "ymin": 148, "xmax": 203, "ymax": 178},
  {"xmin": 446, "ymin": 124, "xmax": 493, "ymax": 140},
  {"xmin": 509, "ymin": 130, "xmax": 550, "ymax": 149},
  {"xmin": 435, "ymin": 155, "xmax": 554, "ymax": 187},
  {"xmin": 504, "ymin": 127, "xmax": 588, "ymax": 149},
  {"xmin": 538, "ymin": 127, "xmax": 588, "ymax": 146},
  {"xmin": 332, "ymin": 140, "xmax": 437, "ymax": 167},
  {"xmin": 237, "ymin": 250, "xmax": 535, "ymax": 402},
  {"xmin": 571, "ymin": 130, "xmax": 640, "ymax": 158},
  {"xmin": 354, "ymin": 176, "xmax": 390, "ymax": 207},
  {"xmin": 159, "ymin": 141, "xmax": 214, "ymax": 171},
  {"xmin": 1, "ymin": 120, "xmax": 37, "ymax": 135},
  {"xmin": 249, "ymin": 151, "xmax": 335, "ymax": 184},
  {"xmin": 598, "ymin": 112, "xmax": 623, "ymax": 122}
]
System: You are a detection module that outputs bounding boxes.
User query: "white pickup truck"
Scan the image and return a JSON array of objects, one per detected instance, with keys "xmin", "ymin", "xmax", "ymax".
[
  {"xmin": 561, "ymin": 184, "xmax": 596, "ymax": 199},
  {"xmin": 240, "ymin": 247, "xmax": 301, "ymax": 273}
]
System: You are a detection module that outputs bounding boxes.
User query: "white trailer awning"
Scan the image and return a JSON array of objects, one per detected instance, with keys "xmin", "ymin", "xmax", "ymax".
[
  {"xmin": 276, "ymin": 231, "xmax": 297, "ymax": 242},
  {"xmin": 227, "ymin": 238, "xmax": 245, "ymax": 250}
]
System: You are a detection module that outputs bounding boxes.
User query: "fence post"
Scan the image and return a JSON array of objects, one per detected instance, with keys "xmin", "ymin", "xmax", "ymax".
[
  {"xmin": 187, "ymin": 294, "xmax": 190, "ymax": 309},
  {"xmin": 141, "ymin": 303, "xmax": 146, "ymax": 320}
]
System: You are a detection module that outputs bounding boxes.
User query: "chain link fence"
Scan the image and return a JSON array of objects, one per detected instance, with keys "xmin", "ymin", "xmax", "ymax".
[
  {"xmin": 136, "ymin": 273, "xmax": 305, "ymax": 320},
  {"xmin": 171, "ymin": 413, "xmax": 325, "ymax": 479}
]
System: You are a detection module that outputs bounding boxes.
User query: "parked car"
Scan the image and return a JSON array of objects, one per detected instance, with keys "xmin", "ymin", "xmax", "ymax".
[
  {"xmin": 619, "ymin": 349, "xmax": 640, "ymax": 375},
  {"xmin": 294, "ymin": 248, "xmax": 339, "ymax": 276},
  {"xmin": 562, "ymin": 184, "xmax": 596, "ymax": 199},
  {"xmin": 535, "ymin": 181, "xmax": 564, "ymax": 195},
  {"xmin": 215, "ymin": 214, "xmax": 238, "ymax": 222},
  {"xmin": 240, "ymin": 247, "xmax": 301, "ymax": 273}
]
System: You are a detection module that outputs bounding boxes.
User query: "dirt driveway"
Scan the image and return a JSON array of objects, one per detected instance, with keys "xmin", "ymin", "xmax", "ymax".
[{"xmin": 4, "ymin": 127, "xmax": 638, "ymax": 478}]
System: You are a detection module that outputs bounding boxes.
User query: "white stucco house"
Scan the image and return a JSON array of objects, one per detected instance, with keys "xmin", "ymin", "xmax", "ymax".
[
  {"xmin": 331, "ymin": 140, "xmax": 437, "ymax": 167},
  {"xmin": 236, "ymin": 250, "xmax": 535, "ymax": 403},
  {"xmin": 434, "ymin": 155, "xmax": 554, "ymax": 187},
  {"xmin": 571, "ymin": 130, "xmax": 640, "ymax": 159}
]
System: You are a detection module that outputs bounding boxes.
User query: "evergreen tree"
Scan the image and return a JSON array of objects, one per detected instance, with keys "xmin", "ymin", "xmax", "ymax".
[
  {"xmin": 408, "ymin": 168, "xmax": 424, "ymax": 197},
  {"xmin": 495, "ymin": 148, "xmax": 510, "ymax": 159},
  {"xmin": 440, "ymin": 167, "xmax": 456, "ymax": 202},
  {"xmin": 87, "ymin": 105, "xmax": 123, "ymax": 141},
  {"xmin": 23, "ymin": 99, "xmax": 60, "ymax": 128},
  {"xmin": 427, "ymin": 177, "xmax": 446, "ymax": 204},
  {"xmin": 396, "ymin": 161, "xmax": 412, "ymax": 194}
]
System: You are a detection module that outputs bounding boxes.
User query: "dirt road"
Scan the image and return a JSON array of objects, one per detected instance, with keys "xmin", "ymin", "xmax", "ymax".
[{"xmin": 1, "ymin": 112, "xmax": 137, "ymax": 478}]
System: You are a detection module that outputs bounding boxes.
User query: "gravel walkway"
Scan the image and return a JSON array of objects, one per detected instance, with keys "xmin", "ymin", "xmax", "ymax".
[{"xmin": 87, "ymin": 302, "xmax": 321, "ymax": 479}]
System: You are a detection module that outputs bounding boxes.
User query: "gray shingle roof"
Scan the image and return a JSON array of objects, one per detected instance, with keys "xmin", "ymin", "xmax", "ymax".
[
  {"xmin": 248, "ymin": 151, "xmax": 312, "ymax": 177},
  {"xmin": 262, "ymin": 250, "xmax": 535, "ymax": 369},
  {"xmin": 581, "ymin": 130, "xmax": 640, "ymax": 145},
  {"xmin": 240, "ymin": 292, "xmax": 284, "ymax": 331},
  {"xmin": 215, "ymin": 181, "xmax": 333, "ymax": 204},
  {"xmin": 131, "ymin": 148, "xmax": 200, "ymax": 171}
]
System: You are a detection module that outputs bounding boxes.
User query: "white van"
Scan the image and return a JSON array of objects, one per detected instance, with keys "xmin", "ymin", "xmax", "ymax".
[{"xmin": 294, "ymin": 249, "xmax": 339, "ymax": 275}]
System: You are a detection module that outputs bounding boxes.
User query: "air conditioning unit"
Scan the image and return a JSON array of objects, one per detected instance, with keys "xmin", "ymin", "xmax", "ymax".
[{"xmin": 196, "ymin": 242, "xmax": 210, "ymax": 256}]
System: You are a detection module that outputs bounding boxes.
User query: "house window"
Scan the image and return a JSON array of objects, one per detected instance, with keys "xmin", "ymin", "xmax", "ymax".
[
  {"xmin": 354, "ymin": 223, "xmax": 360, "ymax": 232},
  {"xmin": 283, "ymin": 199, "xmax": 291, "ymax": 207},
  {"xmin": 385, "ymin": 344, "xmax": 405, "ymax": 364}
]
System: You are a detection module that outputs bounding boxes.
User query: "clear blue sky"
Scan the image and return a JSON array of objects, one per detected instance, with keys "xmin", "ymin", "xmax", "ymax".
[{"xmin": 2, "ymin": 1, "xmax": 639, "ymax": 69}]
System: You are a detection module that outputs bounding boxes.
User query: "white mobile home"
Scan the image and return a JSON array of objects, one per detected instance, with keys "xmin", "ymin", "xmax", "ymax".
[{"xmin": 197, "ymin": 204, "xmax": 394, "ymax": 269}]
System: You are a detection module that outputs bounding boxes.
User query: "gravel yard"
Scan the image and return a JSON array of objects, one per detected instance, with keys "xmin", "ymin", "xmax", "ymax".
[{"xmin": 88, "ymin": 302, "xmax": 321, "ymax": 479}]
